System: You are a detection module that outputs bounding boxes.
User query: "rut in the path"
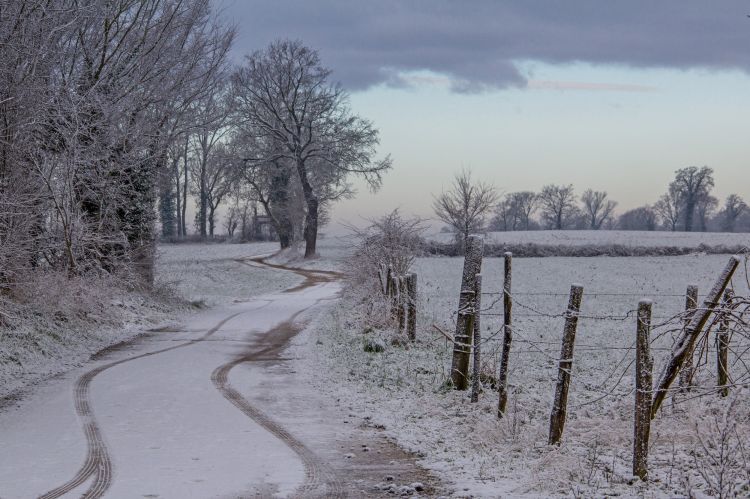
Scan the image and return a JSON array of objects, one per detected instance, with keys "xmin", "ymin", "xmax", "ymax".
[
  {"xmin": 38, "ymin": 311, "xmax": 246, "ymax": 499},
  {"xmin": 210, "ymin": 309, "xmax": 345, "ymax": 498}
]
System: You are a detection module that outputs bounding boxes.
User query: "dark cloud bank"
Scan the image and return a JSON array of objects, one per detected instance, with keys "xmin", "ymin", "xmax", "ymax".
[{"xmin": 220, "ymin": 1, "xmax": 750, "ymax": 92}]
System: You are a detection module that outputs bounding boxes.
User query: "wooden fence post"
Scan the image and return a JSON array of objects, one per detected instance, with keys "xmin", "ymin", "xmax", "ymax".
[
  {"xmin": 406, "ymin": 273, "xmax": 417, "ymax": 342},
  {"xmin": 497, "ymin": 252, "xmax": 513, "ymax": 417},
  {"xmin": 678, "ymin": 284, "xmax": 699, "ymax": 392},
  {"xmin": 717, "ymin": 288, "xmax": 733, "ymax": 397},
  {"xmin": 391, "ymin": 275, "xmax": 401, "ymax": 324},
  {"xmin": 633, "ymin": 300, "xmax": 653, "ymax": 481},
  {"xmin": 471, "ymin": 274, "xmax": 483, "ymax": 403},
  {"xmin": 378, "ymin": 264, "xmax": 388, "ymax": 294},
  {"xmin": 397, "ymin": 275, "xmax": 407, "ymax": 332},
  {"xmin": 651, "ymin": 256, "xmax": 740, "ymax": 418},
  {"xmin": 548, "ymin": 284, "xmax": 584, "ymax": 446},
  {"xmin": 451, "ymin": 235, "xmax": 484, "ymax": 390}
]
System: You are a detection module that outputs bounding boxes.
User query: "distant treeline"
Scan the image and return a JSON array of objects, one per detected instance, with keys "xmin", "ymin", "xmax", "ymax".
[{"xmin": 424, "ymin": 241, "xmax": 749, "ymax": 258}]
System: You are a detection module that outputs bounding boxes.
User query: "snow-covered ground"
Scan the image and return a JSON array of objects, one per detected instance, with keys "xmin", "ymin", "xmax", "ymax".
[
  {"xmin": 429, "ymin": 230, "xmax": 750, "ymax": 249},
  {"xmin": 0, "ymin": 241, "xmax": 296, "ymax": 400},
  {"xmin": 0, "ymin": 238, "xmax": 445, "ymax": 498},
  {"xmin": 310, "ymin": 252, "xmax": 750, "ymax": 497}
]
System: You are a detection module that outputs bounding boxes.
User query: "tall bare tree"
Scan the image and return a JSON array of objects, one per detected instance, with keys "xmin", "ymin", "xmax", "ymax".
[
  {"xmin": 618, "ymin": 206, "xmax": 658, "ymax": 231},
  {"xmin": 538, "ymin": 184, "xmax": 578, "ymax": 230},
  {"xmin": 669, "ymin": 166, "xmax": 714, "ymax": 232},
  {"xmin": 696, "ymin": 194, "xmax": 718, "ymax": 232},
  {"xmin": 720, "ymin": 194, "xmax": 747, "ymax": 232},
  {"xmin": 232, "ymin": 39, "xmax": 391, "ymax": 257},
  {"xmin": 491, "ymin": 191, "xmax": 537, "ymax": 231},
  {"xmin": 581, "ymin": 189, "xmax": 617, "ymax": 230},
  {"xmin": 654, "ymin": 186, "xmax": 683, "ymax": 231},
  {"xmin": 433, "ymin": 170, "xmax": 498, "ymax": 251}
]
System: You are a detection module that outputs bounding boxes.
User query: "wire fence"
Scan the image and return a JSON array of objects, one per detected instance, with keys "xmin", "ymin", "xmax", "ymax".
[{"xmin": 436, "ymin": 271, "xmax": 750, "ymax": 413}]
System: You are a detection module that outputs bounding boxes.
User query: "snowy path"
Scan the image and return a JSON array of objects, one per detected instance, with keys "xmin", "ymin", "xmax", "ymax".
[
  {"xmin": 0, "ymin": 255, "xmax": 443, "ymax": 498},
  {"xmin": 0, "ymin": 257, "xmax": 343, "ymax": 498}
]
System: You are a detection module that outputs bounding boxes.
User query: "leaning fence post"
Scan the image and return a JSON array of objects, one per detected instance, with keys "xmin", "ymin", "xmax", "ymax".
[
  {"xmin": 406, "ymin": 273, "xmax": 417, "ymax": 341},
  {"xmin": 548, "ymin": 284, "xmax": 584, "ymax": 446},
  {"xmin": 717, "ymin": 288, "xmax": 733, "ymax": 397},
  {"xmin": 451, "ymin": 235, "xmax": 484, "ymax": 390},
  {"xmin": 471, "ymin": 273, "xmax": 483, "ymax": 403},
  {"xmin": 651, "ymin": 256, "xmax": 740, "ymax": 418},
  {"xmin": 497, "ymin": 252, "xmax": 513, "ymax": 417},
  {"xmin": 678, "ymin": 284, "xmax": 699, "ymax": 392},
  {"xmin": 633, "ymin": 300, "xmax": 653, "ymax": 481}
]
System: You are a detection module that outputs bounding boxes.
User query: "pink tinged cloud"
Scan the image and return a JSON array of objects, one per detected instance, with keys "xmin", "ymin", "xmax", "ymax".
[{"xmin": 527, "ymin": 79, "xmax": 657, "ymax": 92}]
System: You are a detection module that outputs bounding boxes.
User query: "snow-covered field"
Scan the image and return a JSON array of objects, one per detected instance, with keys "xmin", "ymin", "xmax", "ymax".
[
  {"xmin": 310, "ymin": 252, "xmax": 750, "ymax": 497},
  {"xmin": 430, "ymin": 229, "xmax": 750, "ymax": 249}
]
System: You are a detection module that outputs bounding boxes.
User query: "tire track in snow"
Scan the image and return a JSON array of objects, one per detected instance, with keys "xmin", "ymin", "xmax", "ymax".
[
  {"xmin": 220, "ymin": 257, "xmax": 345, "ymax": 497},
  {"xmin": 38, "ymin": 310, "xmax": 250, "ymax": 499},
  {"xmin": 210, "ymin": 311, "xmax": 345, "ymax": 498}
]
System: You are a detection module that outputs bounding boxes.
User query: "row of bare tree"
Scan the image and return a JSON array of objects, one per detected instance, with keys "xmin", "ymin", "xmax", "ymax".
[
  {"xmin": 1, "ymin": 2, "xmax": 390, "ymax": 294},
  {"xmin": 158, "ymin": 40, "xmax": 392, "ymax": 257},
  {"xmin": 434, "ymin": 167, "xmax": 747, "ymax": 248},
  {"xmin": 1, "ymin": 0, "xmax": 233, "ymax": 287}
]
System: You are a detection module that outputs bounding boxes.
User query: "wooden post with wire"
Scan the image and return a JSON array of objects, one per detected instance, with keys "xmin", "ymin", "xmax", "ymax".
[
  {"xmin": 548, "ymin": 284, "xmax": 583, "ymax": 446},
  {"xmin": 471, "ymin": 273, "xmax": 483, "ymax": 403},
  {"xmin": 678, "ymin": 284, "xmax": 699, "ymax": 392},
  {"xmin": 406, "ymin": 273, "xmax": 417, "ymax": 341},
  {"xmin": 717, "ymin": 288, "xmax": 733, "ymax": 397},
  {"xmin": 391, "ymin": 274, "xmax": 401, "ymax": 324},
  {"xmin": 397, "ymin": 275, "xmax": 407, "ymax": 332},
  {"xmin": 451, "ymin": 235, "xmax": 484, "ymax": 390},
  {"xmin": 633, "ymin": 300, "xmax": 653, "ymax": 481},
  {"xmin": 497, "ymin": 252, "xmax": 513, "ymax": 417}
]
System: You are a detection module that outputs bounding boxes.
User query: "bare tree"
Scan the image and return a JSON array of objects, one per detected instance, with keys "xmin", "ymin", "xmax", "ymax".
[
  {"xmin": 491, "ymin": 191, "xmax": 538, "ymax": 231},
  {"xmin": 232, "ymin": 39, "xmax": 391, "ymax": 257},
  {"xmin": 512, "ymin": 191, "xmax": 538, "ymax": 230},
  {"xmin": 720, "ymin": 194, "xmax": 747, "ymax": 232},
  {"xmin": 189, "ymin": 85, "xmax": 233, "ymax": 238},
  {"xmin": 491, "ymin": 198, "xmax": 513, "ymax": 231},
  {"xmin": 432, "ymin": 170, "xmax": 498, "ymax": 251},
  {"xmin": 581, "ymin": 189, "xmax": 617, "ymax": 230},
  {"xmin": 696, "ymin": 194, "xmax": 718, "ymax": 232},
  {"xmin": 670, "ymin": 166, "xmax": 715, "ymax": 232},
  {"xmin": 538, "ymin": 184, "xmax": 578, "ymax": 230},
  {"xmin": 618, "ymin": 206, "xmax": 658, "ymax": 231},
  {"xmin": 655, "ymin": 186, "xmax": 683, "ymax": 231}
]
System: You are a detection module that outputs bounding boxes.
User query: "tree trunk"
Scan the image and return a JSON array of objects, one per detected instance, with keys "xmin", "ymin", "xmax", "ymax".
[
  {"xmin": 684, "ymin": 199, "xmax": 695, "ymax": 232},
  {"xmin": 199, "ymin": 160, "xmax": 207, "ymax": 238},
  {"xmin": 295, "ymin": 157, "xmax": 318, "ymax": 258},
  {"xmin": 450, "ymin": 235, "xmax": 483, "ymax": 389},
  {"xmin": 303, "ymin": 197, "xmax": 318, "ymax": 257},
  {"xmin": 181, "ymin": 138, "xmax": 188, "ymax": 236}
]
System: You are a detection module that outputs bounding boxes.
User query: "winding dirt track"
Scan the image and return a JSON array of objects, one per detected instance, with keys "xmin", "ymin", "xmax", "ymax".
[{"xmin": 39, "ymin": 255, "xmax": 341, "ymax": 498}]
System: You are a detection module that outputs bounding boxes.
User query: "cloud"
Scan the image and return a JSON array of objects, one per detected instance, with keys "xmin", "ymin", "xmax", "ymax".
[
  {"xmin": 218, "ymin": 0, "xmax": 750, "ymax": 92},
  {"xmin": 527, "ymin": 80, "xmax": 658, "ymax": 92}
]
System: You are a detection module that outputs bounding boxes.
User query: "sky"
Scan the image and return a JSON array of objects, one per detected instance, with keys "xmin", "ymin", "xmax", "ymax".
[{"xmin": 216, "ymin": 0, "xmax": 750, "ymax": 231}]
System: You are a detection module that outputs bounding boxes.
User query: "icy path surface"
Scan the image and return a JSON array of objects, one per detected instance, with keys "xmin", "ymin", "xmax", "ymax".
[{"xmin": 0, "ymin": 259, "xmax": 340, "ymax": 498}]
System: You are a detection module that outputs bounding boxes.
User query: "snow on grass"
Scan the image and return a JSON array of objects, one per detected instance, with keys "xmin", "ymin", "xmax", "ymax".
[
  {"xmin": 156, "ymin": 241, "xmax": 300, "ymax": 305},
  {"xmin": 308, "ymin": 252, "xmax": 750, "ymax": 497}
]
